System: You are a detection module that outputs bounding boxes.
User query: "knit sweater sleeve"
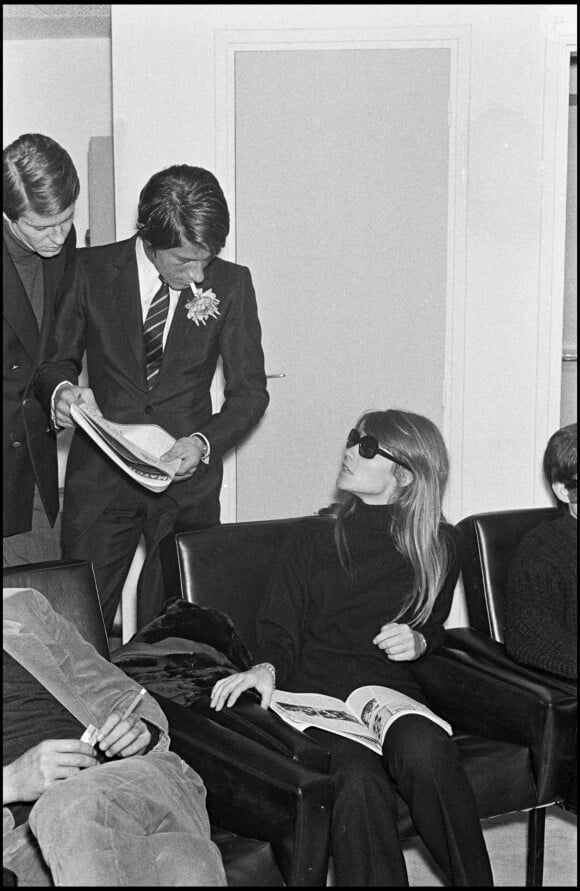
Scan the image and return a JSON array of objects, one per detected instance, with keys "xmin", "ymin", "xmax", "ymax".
[{"xmin": 504, "ymin": 532, "xmax": 577, "ymax": 679}]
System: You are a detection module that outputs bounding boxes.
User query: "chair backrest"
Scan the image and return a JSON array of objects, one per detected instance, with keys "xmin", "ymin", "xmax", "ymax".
[
  {"xmin": 456, "ymin": 507, "xmax": 561, "ymax": 642},
  {"xmin": 164, "ymin": 518, "xmax": 319, "ymax": 655},
  {"xmin": 3, "ymin": 559, "xmax": 109, "ymax": 660}
]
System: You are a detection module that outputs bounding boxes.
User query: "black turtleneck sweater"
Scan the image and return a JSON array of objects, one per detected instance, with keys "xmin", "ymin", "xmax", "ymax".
[
  {"xmin": 505, "ymin": 511, "xmax": 577, "ymax": 680},
  {"xmin": 3, "ymin": 220, "xmax": 45, "ymax": 328},
  {"xmin": 255, "ymin": 499, "xmax": 460, "ymax": 702}
]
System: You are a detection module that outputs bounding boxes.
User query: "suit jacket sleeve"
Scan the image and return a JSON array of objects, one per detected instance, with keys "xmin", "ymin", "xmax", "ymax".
[
  {"xmin": 34, "ymin": 256, "xmax": 88, "ymax": 412},
  {"xmin": 3, "ymin": 225, "xmax": 78, "ymax": 535},
  {"xmin": 197, "ymin": 266, "xmax": 269, "ymax": 462}
]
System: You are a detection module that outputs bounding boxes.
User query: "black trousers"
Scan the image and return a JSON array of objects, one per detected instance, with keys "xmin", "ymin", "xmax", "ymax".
[
  {"xmin": 63, "ymin": 475, "xmax": 220, "ymax": 634},
  {"xmin": 308, "ymin": 714, "xmax": 493, "ymax": 887}
]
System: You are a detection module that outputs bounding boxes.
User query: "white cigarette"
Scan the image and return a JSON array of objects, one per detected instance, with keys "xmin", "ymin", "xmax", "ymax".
[{"xmin": 120, "ymin": 688, "xmax": 147, "ymax": 722}]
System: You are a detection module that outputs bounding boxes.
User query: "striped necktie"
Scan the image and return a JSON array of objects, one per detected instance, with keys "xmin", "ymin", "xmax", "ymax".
[{"xmin": 143, "ymin": 277, "xmax": 170, "ymax": 388}]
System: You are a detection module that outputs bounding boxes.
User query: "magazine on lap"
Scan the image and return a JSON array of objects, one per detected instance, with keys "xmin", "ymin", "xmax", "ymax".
[{"xmin": 269, "ymin": 685, "xmax": 452, "ymax": 755}]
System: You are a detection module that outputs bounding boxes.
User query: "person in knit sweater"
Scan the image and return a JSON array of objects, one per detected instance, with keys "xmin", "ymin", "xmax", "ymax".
[
  {"xmin": 211, "ymin": 409, "xmax": 493, "ymax": 887},
  {"xmin": 505, "ymin": 422, "xmax": 577, "ymax": 680}
]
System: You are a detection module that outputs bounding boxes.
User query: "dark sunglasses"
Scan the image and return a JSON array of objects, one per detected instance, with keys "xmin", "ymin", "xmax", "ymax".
[{"xmin": 346, "ymin": 429, "xmax": 412, "ymax": 471}]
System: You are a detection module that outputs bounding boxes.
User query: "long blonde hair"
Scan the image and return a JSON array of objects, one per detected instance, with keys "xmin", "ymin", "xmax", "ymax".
[{"xmin": 334, "ymin": 409, "xmax": 451, "ymax": 626}]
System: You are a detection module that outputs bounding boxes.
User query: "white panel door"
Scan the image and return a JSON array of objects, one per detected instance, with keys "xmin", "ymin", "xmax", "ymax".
[{"xmin": 232, "ymin": 47, "xmax": 451, "ymax": 521}]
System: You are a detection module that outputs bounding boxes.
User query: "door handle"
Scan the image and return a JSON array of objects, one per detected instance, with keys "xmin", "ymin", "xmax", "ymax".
[{"xmin": 266, "ymin": 373, "xmax": 287, "ymax": 379}]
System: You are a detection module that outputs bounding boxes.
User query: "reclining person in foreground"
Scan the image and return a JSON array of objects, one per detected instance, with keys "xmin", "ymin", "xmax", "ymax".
[{"xmin": 3, "ymin": 585, "xmax": 226, "ymax": 887}]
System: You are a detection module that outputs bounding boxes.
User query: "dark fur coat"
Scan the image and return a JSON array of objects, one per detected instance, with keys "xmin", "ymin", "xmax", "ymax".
[{"xmin": 112, "ymin": 597, "xmax": 254, "ymax": 707}]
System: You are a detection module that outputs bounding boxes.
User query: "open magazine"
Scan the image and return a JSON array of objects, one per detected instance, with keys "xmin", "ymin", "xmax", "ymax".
[
  {"xmin": 269, "ymin": 685, "xmax": 452, "ymax": 755},
  {"xmin": 70, "ymin": 402, "xmax": 181, "ymax": 493}
]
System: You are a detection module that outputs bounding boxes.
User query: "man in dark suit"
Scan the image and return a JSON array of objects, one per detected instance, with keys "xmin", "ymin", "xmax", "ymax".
[
  {"xmin": 3, "ymin": 133, "xmax": 79, "ymax": 566},
  {"xmin": 36, "ymin": 165, "xmax": 269, "ymax": 632}
]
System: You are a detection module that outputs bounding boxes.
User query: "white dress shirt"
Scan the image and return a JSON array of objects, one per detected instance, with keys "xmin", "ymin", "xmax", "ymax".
[{"xmin": 136, "ymin": 235, "xmax": 180, "ymax": 349}]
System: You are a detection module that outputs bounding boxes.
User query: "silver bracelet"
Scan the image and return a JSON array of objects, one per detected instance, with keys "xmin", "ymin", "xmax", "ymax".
[
  {"xmin": 253, "ymin": 662, "xmax": 276, "ymax": 684},
  {"xmin": 416, "ymin": 633, "xmax": 428, "ymax": 657}
]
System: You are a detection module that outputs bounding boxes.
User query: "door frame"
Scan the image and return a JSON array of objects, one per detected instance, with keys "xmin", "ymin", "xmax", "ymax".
[{"xmin": 533, "ymin": 21, "xmax": 577, "ymax": 502}]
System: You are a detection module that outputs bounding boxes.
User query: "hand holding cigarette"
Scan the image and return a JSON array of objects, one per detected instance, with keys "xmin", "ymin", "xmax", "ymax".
[
  {"xmin": 119, "ymin": 688, "xmax": 147, "ymax": 722},
  {"xmin": 91, "ymin": 688, "xmax": 151, "ymax": 759}
]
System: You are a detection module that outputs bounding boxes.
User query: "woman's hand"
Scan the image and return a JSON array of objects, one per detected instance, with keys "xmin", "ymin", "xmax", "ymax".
[
  {"xmin": 211, "ymin": 666, "xmax": 275, "ymax": 711},
  {"xmin": 373, "ymin": 622, "xmax": 426, "ymax": 661},
  {"xmin": 97, "ymin": 715, "xmax": 151, "ymax": 758}
]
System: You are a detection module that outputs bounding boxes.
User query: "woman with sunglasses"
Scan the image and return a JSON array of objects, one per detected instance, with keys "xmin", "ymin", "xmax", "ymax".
[{"xmin": 211, "ymin": 408, "xmax": 493, "ymax": 886}]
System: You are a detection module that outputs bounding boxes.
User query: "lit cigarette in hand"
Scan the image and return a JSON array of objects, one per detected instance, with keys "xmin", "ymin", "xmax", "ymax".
[
  {"xmin": 119, "ymin": 688, "xmax": 147, "ymax": 722},
  {"xmin": 89, "ymin": 688, "xmax": 148, "ymax": 746}
]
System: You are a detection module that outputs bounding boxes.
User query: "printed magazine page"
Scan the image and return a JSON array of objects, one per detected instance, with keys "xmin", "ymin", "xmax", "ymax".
[
  {"xmin": 70, "ymin": 402, "xmax": 180, "ymax": 493},
  {"xmin": 270, "ymin": 685, "xmax": 452, "ymax": 755}
]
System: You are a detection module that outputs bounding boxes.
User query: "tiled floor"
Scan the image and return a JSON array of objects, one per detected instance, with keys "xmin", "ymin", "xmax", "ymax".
[{"xmin": 402, "ymin": 805, "xmax": 577, "ymax": 886}]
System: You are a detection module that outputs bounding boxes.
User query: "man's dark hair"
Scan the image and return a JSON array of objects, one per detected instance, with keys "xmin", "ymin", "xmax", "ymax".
[
  {"xmin": 137, "ymin": 165, "xmax": 230, "ymax": 255},
  {"xmin": 543, "ymin": 422, "xmax": 577, "ymax": 497},
  {"xmin": 3, "ymin": 133, "xmax": 80, "ymax": 220}
]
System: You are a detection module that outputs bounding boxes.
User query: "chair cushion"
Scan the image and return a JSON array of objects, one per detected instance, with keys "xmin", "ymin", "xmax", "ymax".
[{"xmin": 396, "ymin": 732, "xmax": 537, "ymax": 839}]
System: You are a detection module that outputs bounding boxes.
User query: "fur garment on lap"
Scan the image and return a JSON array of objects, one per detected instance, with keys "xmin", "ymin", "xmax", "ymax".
[{"xmin": 112, "ymin": 597, "xmax": 253, "ymax": 707}]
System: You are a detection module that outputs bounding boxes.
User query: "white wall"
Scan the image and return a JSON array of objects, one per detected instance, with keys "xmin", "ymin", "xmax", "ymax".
[
  {"xmin": 3, "ymin": 37, "xmax": 113, "ymax": 248},
  {"xmin": 4, "ymin": 9, "xmax": 573, "ymax": 518},
  {"xmin": 110, "ymin": 3, "xmax": 576, "ymax": 519},
  {"xmin": 3, "ymin": 37, "xmax": 113, "ymax": 484}
]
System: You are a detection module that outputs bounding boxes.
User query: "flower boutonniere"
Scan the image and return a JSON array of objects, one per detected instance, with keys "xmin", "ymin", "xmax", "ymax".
[{"xmin": 185, "ymin": 285, "xmax": 221, "ymax": 327}]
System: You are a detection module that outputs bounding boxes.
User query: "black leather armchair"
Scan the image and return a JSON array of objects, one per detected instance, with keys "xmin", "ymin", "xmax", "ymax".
[
  {"xmin": 160, "ymin": 518, "xmax": 332, "ymax": 772},
  {"xmin": 455, "ymin": 508, "xmax": 577, "ymax": 816},
  {"xmin": 162, "ymin": 516, "xmax": 578, "ymax": 887},
  {"xmin": 3, "ymin": 559, "xmax": 333, "ymax": 887}
]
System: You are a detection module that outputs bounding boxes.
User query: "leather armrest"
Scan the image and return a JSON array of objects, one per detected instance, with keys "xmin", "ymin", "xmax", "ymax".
[
  {"xmin": 188, "ymin": 695, "xmax": 331, "ymax": 773},
  {"xmin": 153, "ymin": 692, "xmax": 333, "ymax": 887},
  {"xmin": 413, "ymin": 628, "xmax": 577, "ymax": 804},
  {"xmin": 442, "ymin": 629, "xmax": 578, "ymax": 695}
]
